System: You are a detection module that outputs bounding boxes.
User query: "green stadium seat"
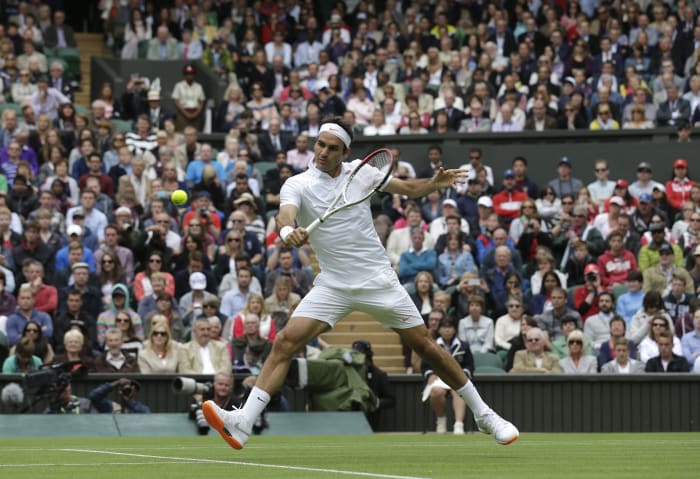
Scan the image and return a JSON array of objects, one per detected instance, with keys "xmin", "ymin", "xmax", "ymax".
[
  {"xmin": 111, "ymin": 119, "xmax": 133, "ymax": 133},
  {"xmin": 254, "ymin": 161, "xmax": 278, "ymax": 178},
  {"xmin": 138, "ymin": 40, "xmax": 149, "ymax": 59},
  {"xmin": 473, "ymin": 352, "xmax": 504, "ymax": 370},
  {"xmin": 612, "ymin": 284, "xmax": 628, "ymax": 300},
  {"xmin": 55, "ymin": 47, "xmax": 81, "ymax": 80},
  {"xmin": 0, "ymin": 103, "xmax": 23, "ymax": 116},
  {"xmin": 74, "ymin": 104, "xmax": 89, "ymax": 116},
  {"xmin": 474, "ymin": 366, "xmax": 507, "ymax": 375}
]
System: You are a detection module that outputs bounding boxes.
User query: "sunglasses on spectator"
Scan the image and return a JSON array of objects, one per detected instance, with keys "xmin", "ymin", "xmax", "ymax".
[
  {"xmin": 568, "ymin": 340, "xmax": 583, "ymax": 345},
  {"xmin": 102, "ymin": 259, "xmax": 114, "ymax": 264},
  {"xmin": 116, "ymin": 317, "xmax": 130, "ymax": 323},
  {"xmin": 152, "ymin": 331, "xmax": 168, "ymax": 337},
  {"xmin": 25, "ymin": 328, "xmax": 39, "ymax": 333},
  {"xmin": 149, "ymin": 258, "xmax": 162, "ymax": 263},
  {"xmin": 527, "ymin": 338, "xmax": 540, "ymax": 343}
]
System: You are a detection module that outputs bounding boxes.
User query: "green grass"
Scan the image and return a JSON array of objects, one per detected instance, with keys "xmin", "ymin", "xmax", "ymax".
[{"xmin": 0, "ymin": 433, "xmax": 698, "ymax": 479}]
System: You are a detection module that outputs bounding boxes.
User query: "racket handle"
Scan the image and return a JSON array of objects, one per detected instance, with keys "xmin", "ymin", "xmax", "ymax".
[{"xmin": 305, "ymin": 217, "xmax": 322, "ymax": 234}]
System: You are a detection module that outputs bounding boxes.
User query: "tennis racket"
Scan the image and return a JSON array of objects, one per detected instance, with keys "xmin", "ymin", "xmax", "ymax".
[{"xmin": 305, "ymin": 148, "xmax": 394, "ymax": 234}]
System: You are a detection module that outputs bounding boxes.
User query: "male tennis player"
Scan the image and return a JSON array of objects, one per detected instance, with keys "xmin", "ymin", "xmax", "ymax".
[{"xmin": 204, "ymin": 117, "xmax": 518, "ymax": 448}]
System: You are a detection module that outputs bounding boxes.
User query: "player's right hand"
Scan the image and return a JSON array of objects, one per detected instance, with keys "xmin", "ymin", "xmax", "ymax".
[{"xmin": 285, "ymin": 227, "xmax": 309, "ymax": 247}]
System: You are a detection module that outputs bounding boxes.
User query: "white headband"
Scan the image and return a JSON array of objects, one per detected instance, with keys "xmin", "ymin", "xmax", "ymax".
[{"xmin": 319, "ymin": 123, "xmax": 351, "ymax": 148}]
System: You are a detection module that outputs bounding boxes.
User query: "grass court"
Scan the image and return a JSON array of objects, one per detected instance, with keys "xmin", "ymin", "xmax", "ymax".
[{"xmin": 0, "ymin": 432, "xmax": 697, "ymax": 479}]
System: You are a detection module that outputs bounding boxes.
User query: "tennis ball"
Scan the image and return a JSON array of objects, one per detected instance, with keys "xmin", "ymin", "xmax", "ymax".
[{"xmin": 171, "ymin": 189, "xmax": 188, "ymax": 206}]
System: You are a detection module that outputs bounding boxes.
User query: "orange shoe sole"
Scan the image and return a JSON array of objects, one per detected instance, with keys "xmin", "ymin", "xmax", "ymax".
[
  {"xmin": 498, "ymin": 434, "xmax": 519, "ymax": 445},
  {"xmin": 202, "ymin": 401, "xmax": 243, "ymax": 450}
]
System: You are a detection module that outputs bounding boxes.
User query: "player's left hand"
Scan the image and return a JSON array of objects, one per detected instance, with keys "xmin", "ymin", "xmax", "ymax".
[{"xmin": 433, "ymin": 167, "xmax": 469, "ymax": 189}]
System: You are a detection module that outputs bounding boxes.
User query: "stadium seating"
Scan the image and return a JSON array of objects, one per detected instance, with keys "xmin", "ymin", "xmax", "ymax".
[
  {"xmin": 254, "ymin": 161, "xmax": 278, "ymax": 178},
  {"xmin": 473, "ymin": 352, "xmax": 504, "ymax": 371}
]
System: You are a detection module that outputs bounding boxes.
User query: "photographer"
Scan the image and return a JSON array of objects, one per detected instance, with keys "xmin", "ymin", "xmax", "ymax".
[
  {"xmin": 197, "ymin": 372, "xmax": 237, "ymax": 410},
  {"xmin": 573, "ymin": 264, "xmax": 609, "ymax": 322},
  {"xmin": 517, "ymin": 215, "xmax": 553, "ymax": 263},
  {"xmin": 88, "ymin": 377, "xmax": 151, "ymax": 414},
  {"xmin": 182, "ymin": 191, "xmax": 222, "ymax": 238},
  {"xmin": 45, "ymin": 382, "xmax": 94, "ymax": 414}
]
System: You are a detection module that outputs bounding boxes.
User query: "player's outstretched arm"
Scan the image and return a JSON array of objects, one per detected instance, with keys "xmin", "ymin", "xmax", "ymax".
[
  {"xmin": 277, "ymin": 204, "xmax": 308, "ymax": 247},
  {"xmin": 384, "ymin": 167, "xmax": 469, "ymax": 198}
]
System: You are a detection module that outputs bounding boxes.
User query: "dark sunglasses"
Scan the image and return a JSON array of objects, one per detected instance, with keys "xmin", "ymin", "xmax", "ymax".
[{"xmin": 152, "ymin": 331, "xmax": 168, "ymax": 337}]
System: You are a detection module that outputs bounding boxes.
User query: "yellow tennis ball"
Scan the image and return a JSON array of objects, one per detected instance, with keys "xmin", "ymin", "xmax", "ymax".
[{"xmin": 171, "ymin": 189, "xmax": 188, "ymax": 206}]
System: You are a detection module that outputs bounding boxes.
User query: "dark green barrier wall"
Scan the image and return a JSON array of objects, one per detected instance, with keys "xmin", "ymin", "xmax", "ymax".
[{"xmin": 2, "ymin": 374, "xmax": 698, "ymax": 432}]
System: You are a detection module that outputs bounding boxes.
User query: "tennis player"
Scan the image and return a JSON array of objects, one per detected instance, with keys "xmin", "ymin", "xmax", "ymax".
[{"xmin": 204, "ymin": 117, "xmax": 518, "ymax": 448}]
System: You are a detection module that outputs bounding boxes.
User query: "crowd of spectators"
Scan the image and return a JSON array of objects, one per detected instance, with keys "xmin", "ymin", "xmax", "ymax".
[
  {"xmin": 2, "ymin": 1, "xmax": 700, "ymax": 397},
  {"xmin": 99, "ymin": 0, "xmax": 700, "ymax": 136}
]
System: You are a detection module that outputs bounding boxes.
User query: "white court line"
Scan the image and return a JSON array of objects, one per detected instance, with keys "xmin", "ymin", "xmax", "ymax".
[
  {"xmin": 0, "ymin": 461, "xmax": 206, "ymax": 468},
  {"xmin": 59, "ymin": 448, "xmax": 433, "ymax": 479}
]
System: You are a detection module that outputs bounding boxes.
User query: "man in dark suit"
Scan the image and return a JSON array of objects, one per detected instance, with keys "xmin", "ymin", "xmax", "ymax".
[
  {"xmin": 488, "ymin": 18, "xmax": 516, "ymax": 58},
  {"xmin": 433, "ymin": 89, "xmax": 464, "ymax": 131},
  {"xmin": 517, "ymin": 16, "xmax": 547, "ymax": 57},
  {"xmin": 656, "ymin": 84, "xmax": 691, "ymax": 127},
  {"xmin": 592, "ymin": 37, "xmax": 624, "ymax": 79},
  {"xmin": 525, "ymin": 99, "xmax": 559, "ymax": 130},
  {"xmin": 645, "ymin": 331, "xmax": 690, "ymax": 372},
  {"xmin": 48, "ymin": 60, "xmax": 74, "ymax": 101},
  {"xmin": 257, "ymin": 117, "xmax": 293, "ymax": 162},
  {"xmin": 43, "ymin": 10, "xmax": 77, "ymax": 49},
  {"xmin": 145, "ymin": 90, "xmax": 174, "ymax": 130}
]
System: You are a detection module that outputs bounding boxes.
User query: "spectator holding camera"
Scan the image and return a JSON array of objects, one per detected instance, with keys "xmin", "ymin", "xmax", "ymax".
[
  {"xmin": 88, "ymin": 377, "xmax": 151, "ymax": 413},
  {"xmin": 572, "ymin": 264, "xmax": 608, "ymax": 322}
]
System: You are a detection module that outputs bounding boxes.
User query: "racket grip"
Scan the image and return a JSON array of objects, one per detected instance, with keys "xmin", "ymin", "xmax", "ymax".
[{"xmin": 305, "ymin": 218, "xmax": 322, "ymax": 234}]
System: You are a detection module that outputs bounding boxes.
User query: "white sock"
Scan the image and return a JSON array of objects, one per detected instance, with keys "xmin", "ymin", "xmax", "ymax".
[
  {"xmin": 456, "ymin": 381, "xmax": 489, "ymax": 416},
  {"xmin": 241, "ymin": 386, "xmax": 271, "ymax": 423}
]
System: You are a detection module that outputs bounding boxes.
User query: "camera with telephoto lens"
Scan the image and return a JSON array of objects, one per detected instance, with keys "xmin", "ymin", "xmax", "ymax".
[
  {"xmin": 172, "ymin": 377, "xmax": 212, "ymax": 435},
  {"xmin": 586, "ymin": 272, "xmax": 598, "ymax": 282},
  {"xmin": 1, "ymin": 362, "xmax": 87, "ymax": 412}
]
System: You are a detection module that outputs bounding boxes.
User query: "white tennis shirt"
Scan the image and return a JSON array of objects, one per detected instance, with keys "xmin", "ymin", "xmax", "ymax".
[{"xmin": 280, "ymin": 159, "xmax": 396, "ymax": 289}]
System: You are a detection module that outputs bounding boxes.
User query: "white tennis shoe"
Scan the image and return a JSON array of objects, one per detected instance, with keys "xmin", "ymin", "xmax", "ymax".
[
  {"xmin": 202, "ymin": 401, "xmax": 252, "ymax": 450},
  {"xmin": 474, "ymin": 409, "xmax": 519, "ymax": 445}
]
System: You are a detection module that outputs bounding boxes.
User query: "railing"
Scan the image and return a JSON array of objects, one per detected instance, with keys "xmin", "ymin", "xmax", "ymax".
[{"xmin": 2, "ymin": 373, "xmax": 698, "ymax": 432}]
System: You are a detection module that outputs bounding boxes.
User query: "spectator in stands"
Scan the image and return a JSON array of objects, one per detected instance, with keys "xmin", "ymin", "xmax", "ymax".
[
  {"xmin": 552, "ymin": 205, "xmax": 605, "ymax": 269},
  {"xmin": 436, "ymin": 232, "xmax": 476, "ymax": 289},
  {"xmin": 138, "ymin": 316, "xmax": 180, "ymax": 373},
  {"xmin": 95, "ymin": 280, "xmax": 136, "ymax": 331},
  {"xmin": 600, "ymin": 338, "xmax": 645, "ymax": 374},
  {"xmin": 494, "ymin": 296, "xmax": 527, "ymax": 352},
  {"xmin": 537, "ymin": 286, "xmax": 582, "ymax": 342},
  {"xmin": 645, "ymin": 330, "xmax": 690, "ymax": 372},
  {"xmin": 511, "ymin": 327, "xmax": 561, "ymax": 373},
  {"xmin": 11, "ymin": 68, "xmax": 36, "ymax": 104},
  {"xmin": 643, "ymin": 244, "xmax": 692, "ymax": 295},
  {"xmin": 146, "ymin": 25, "xmax": 180, "ymax": 60},
  {"xmin": 27, "ymin": 73, "xmax": 69, "ymax": 121},
  {"xmin": 5, "ymin": 283, "xmax": 52, "ymax": 347},
  {"xmin": 178, "ymin": 26, "xmax": 202, "ymax": 60},
  {"xmin": 665, "ymin": 158, "xmax": 695, "ymax": 213},
  {"xmin": 548, "ymin": 156, "xmax": 583, "ymax": 198},
  {"xmin": 493, "ymin": 169, "xmax": 528, "ymax": 224},
  {"xmin": 264, "ymin": 275, "xmax": 300, "ymax": 317},
  {"xmin": 386, "ymin": 207, "xmax": 435, "ymax": 268},
  {"xmin": 458, "ymin": 295, "xmax": 494, "ymax": 354},
  {"xmin": 559, "ymin": 329, "xmax": 597, "ymax": 374},
  {"xmin": 264, "ymin": 246, "xmax": 312, "ymax": 298},
  {"xmin": 597, "ymin": 230, "xmax": 637, "ymax": 288},
  {"xmin": 203, "ymin": 36, "xmax": 234, "ymax": 79},
  {"xmin": 615, "ymin": 271, "xmax": 644, "ymax": 326},
  {"xmin": 94, "ymin": 327, "xmax": 140, "ymax": 373},
  {"xmin": 178, "ymin": 316, "xmax": 231, "ymax": 374},
  {"xmin": 582, "ymin": 291, "xmax": 616, "ymax": 353},
  {"xmin": 681, "ymin": 309, "xmax": 700, "ymax": 367},
  {"xmin": 638, "ymin": 311, "xmax": 684, "ymax": 362},
  {"xmin": 399, "ymin": 228, "xmax": 437, "ymax": 285},
  {"xmin": 121, "ymin": 8, "xmax": 151, "ymax": 59},
  {"xmin": 629, "ymin": 291, "xmax": 672, "ymax": 345},
  {"xmin": 172, "ymin": 64, "xmax": 205, "ymax": 131},
  {"xmin": 44, "ymin": 10, "xmax": 76, "ymax": 49},
  {"xmin": 2, "ymin": 336, "xmax": 42, "ymax": 373},
  {"xmin": 656, "ymin": 84, "xmax": 691, "ymax": 128},
  {"xmin": 422, "ymin": 317, "xmax": 473, "ymax": 435}
]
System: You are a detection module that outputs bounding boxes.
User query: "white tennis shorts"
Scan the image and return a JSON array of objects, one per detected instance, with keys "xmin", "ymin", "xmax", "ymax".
[{"xmin": 293, "ymin": 283, "xmax": 425, "ymax": 330}]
